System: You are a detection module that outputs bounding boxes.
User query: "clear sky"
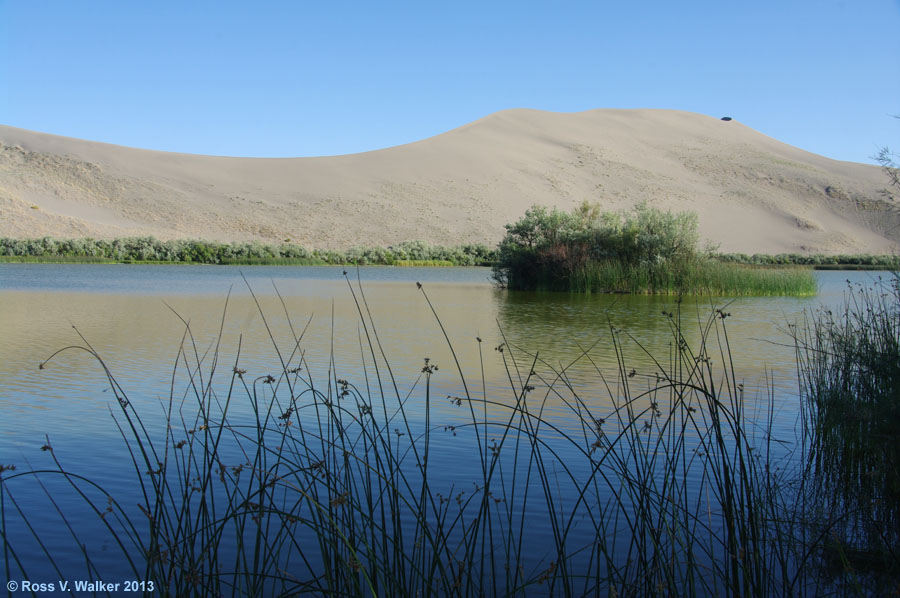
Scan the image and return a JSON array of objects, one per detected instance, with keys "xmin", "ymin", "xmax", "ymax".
[{"xmin": 1, "ymin": 1, "xmax": 898, "ymax": 163}]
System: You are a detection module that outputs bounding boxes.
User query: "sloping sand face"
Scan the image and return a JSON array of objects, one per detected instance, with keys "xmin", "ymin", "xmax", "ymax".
[{"xmin": 1, "ymin": 109, "xmax": 897, "ymax": 254}]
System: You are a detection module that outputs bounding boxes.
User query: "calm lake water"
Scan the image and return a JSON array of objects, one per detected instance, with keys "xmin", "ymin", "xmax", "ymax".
[{"xmin": 0, "ymin": 264, "xmax": 890, "ymax": 590}]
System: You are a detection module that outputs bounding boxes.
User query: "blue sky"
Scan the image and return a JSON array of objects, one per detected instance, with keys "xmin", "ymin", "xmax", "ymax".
[{"xmin": 1, "ymin": 1, "xmax": 898, "ymax": 163}]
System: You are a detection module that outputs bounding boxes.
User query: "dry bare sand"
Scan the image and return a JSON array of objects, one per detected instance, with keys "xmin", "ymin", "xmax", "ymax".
[{"xmin": 1, "ymin": 109, "xmax": 897, "ymax": 254}]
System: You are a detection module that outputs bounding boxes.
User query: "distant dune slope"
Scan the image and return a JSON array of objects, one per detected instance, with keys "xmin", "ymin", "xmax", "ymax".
[{"xmin": 1, "ymin": 109, "xmax": 898, "ymax": 253}]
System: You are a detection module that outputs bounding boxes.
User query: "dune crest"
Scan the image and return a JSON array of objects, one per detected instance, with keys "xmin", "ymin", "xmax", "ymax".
[{"xmin": 1, "ymin": 109, "xmax": 897, "ymax": 254}]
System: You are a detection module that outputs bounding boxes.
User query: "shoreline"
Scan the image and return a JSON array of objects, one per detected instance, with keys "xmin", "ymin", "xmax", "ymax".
[
  {"xmin": 1, "ymin": 255, "xmax": 896, "ymax": 271},
  {"xmin": 2, "ymin": 254, "xmax": 896, "ymax": 271}
]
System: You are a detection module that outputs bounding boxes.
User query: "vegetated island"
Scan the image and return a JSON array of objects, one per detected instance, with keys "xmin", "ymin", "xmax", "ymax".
[{"xmin": 492, "ymin": 202, "xmax": 821, "ymax": 295}]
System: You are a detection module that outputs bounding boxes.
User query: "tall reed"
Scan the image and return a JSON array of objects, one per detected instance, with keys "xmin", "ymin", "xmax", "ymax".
[
  {"xmin": 567, "ymin": 259, "xmax": 816, "ymax": 296},
  {"xmin": 792, "ymin": 274, "xmax": 900, "ymax": 589}
]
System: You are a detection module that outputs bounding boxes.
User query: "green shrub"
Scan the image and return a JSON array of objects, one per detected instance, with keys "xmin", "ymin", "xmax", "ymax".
[{"xmin": 493, "ymin": 202, "xmax": 708, "ymax": 288}]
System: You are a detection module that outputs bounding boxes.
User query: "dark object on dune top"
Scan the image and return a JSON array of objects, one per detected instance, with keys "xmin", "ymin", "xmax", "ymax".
[{"xmin": 721, "ymin": 116, "xmax": 733, "ymax": 121}]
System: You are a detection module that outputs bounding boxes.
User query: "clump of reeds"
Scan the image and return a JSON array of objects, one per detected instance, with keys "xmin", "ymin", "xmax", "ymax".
[
  {"xmin": 2, "ymin": 278, "xmax": 856, "ymax": 596},
  {"xmin": 566, "ymin": 259, "xmax": 816, "ymax": 295},
  {"xmin": 393, "ymin": 259, "xmax": 455, "ymax": 267},
  {"xmin": 793, "ymin": 273, "xmax": 900, "ymax": 589}
]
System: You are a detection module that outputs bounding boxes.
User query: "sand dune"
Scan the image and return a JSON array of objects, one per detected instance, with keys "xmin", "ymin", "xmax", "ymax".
[{"xmin": 1, "ymin": 109, "xmax": 898, "ymax": 254}]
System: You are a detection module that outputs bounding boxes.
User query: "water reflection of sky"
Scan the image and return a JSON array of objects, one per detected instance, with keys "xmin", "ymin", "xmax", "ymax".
[{"xmin": 0, "ymin": 263, "xmax": 495, "ymax": 294}]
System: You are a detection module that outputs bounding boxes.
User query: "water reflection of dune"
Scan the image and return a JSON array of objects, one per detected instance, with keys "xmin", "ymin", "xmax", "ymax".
[{"xmin": 0, "ymin": 268, "xmax": 878, "ymax": 449}]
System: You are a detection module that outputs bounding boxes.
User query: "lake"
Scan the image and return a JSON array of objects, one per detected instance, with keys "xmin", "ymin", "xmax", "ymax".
[{"xmin": 0, "ymin": 264, "xmax": 888, "ymax": 595}]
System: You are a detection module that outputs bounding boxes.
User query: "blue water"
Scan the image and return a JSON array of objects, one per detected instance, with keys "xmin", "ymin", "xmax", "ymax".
[
  {"xmin": 0, "ymin": 265, "xmax": 892, "ymax": 594},
  {"xmin": 0, "ymin": 263, "xmax": 494, "ymax": 294}
]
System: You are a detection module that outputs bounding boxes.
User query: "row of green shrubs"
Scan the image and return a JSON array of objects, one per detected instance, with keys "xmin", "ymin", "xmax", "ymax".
[
  {"xmin": 718, "ymin": 252, "xmax": 899, "ymax": 267},
  {"xmin": 2, "ymin": 235, "xmax": 894, "ymax": 272},
  {"xmin": 0, "ymin": 237, "xmax": 497, "ymax": 266}
]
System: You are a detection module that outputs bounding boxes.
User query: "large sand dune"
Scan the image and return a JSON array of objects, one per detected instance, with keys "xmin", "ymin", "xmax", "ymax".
[{"xmin": 1, "ymin": 109, "xmax": 898, "ymax": 253}]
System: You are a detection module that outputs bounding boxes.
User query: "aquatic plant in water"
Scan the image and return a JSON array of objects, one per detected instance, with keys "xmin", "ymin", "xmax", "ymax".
[
  {"xmin": 1, "ymin": 275, "xmax": 890, "ymax": 596},
  {"xmin": 793, "ymin": 274, "xmax": 900, "ymax": 591}
]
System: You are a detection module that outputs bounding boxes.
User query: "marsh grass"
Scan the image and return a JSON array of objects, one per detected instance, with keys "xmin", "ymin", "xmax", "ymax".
[
  {"xmin": 718, "ymin": 253, "xmax": 900, "ymax": 269},
  {"xmin": 0, "ymin": 255, "xmax": 326, "ymax": 265},
  {"xmin": 394, "ymin": 260, "xmax": 455, "ymax": 267},
  {"xmin": 215, "ymin": 256, "xmax": 328, "ymax": 266},
  {"xmin": 0, "ymin": 277, "xmax": 860, "ymax": 596},
  {"xmin": 543, "ymin": 259, "xmax": 816, "ymax": 296},
  {"xmin": 0, "ymin": 255, "xmax": 117, "ymax": 264},
  {"xmin": 811, "ymin": 264, "xmax": 893, "ymax": 271},
  {"xmin": 792, "ymin": 274, "xmax": 900, "ymax": 589}
]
